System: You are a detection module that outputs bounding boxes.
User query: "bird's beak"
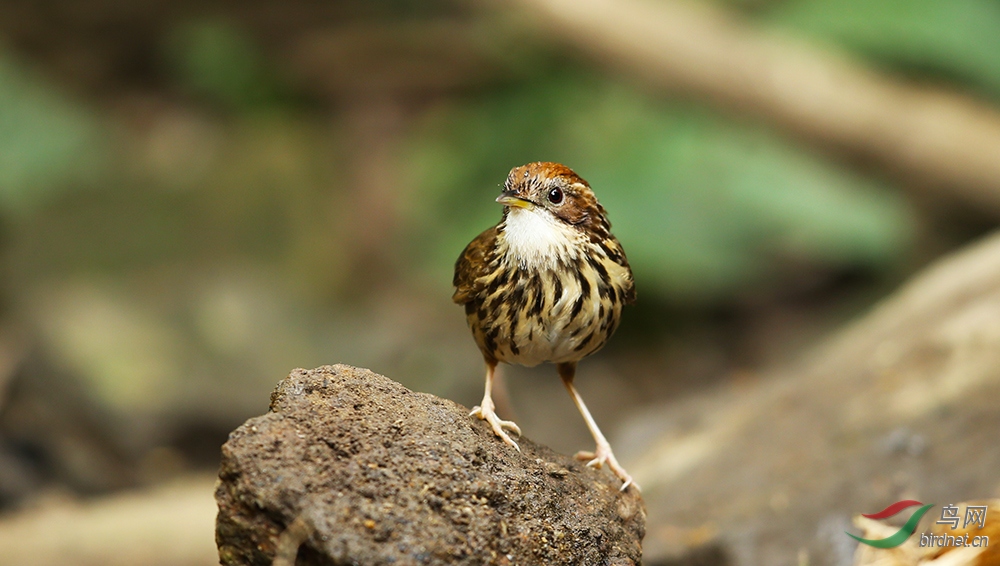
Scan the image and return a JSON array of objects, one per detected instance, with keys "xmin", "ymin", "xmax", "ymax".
[{"xmin": 496, "ymin": 190, "xmax": 533, "ymax": 209}]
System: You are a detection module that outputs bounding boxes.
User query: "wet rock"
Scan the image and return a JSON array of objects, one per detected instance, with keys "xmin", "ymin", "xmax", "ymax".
[{"xmin": 215, "ymin": 364, "xmax": 645, "ymax": 565}]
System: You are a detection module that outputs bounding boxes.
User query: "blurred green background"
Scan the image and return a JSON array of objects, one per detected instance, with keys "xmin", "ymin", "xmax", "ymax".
[{"xmin": 0, "ymin": 0, "xmax": 997, "ymax": 520}]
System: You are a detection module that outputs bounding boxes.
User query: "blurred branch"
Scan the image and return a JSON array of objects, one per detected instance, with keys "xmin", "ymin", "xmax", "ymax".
[
  {"xmin": 512, "ymin": 0, "xmax": 1000, "ymax": 213},
  {"xmin": 290, "ymin": 21, "xmax": 516, "ymax": 98}
]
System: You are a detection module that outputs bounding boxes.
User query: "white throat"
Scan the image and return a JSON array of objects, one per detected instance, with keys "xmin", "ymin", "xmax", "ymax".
[{"xmin": 501, "ymin": 207, "xmax": 580, "ymax": 267}]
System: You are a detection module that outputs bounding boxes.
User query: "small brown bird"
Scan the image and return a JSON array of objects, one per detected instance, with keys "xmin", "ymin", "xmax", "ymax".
[{"xmin": 453, "ymin": 162, "xmax": 637, "ymax": 490}]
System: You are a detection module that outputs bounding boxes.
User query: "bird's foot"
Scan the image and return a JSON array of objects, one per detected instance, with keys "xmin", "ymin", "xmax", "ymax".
[
  {"xmin": 470, "ymin": 402, "xmax": 521, "ymax": 451},
  {"xmin": 575, "ymin": 442, "xmax": 639, "ymax": 492}
]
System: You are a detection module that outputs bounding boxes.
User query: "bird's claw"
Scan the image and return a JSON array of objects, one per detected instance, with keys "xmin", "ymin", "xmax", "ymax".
[
  {"xmin": 574, "ymin": 445, "xmax": 639, "ymax": 492},
  {"xmin": 574, "ymin": 450, "xmax": 603, "ymax": 469},
  {"xmin": 470, "ymin": 404, "xmax": 521, "ymax": 451}
]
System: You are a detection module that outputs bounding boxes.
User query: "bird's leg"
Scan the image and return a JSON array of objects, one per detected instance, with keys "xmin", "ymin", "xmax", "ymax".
[
  {"xmin": 490, "ymin": 368, "xmax": 517, "ymax": 424},
  {"xmin": 557, "ymin": 362, "xmax": 638, "ymax": 491},
  {"xmin": 470, "ymin": 360, "xmax": 521, "ymax": 451}
]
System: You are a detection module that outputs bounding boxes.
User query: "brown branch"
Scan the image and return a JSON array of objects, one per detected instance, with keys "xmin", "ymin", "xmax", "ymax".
[{"xmin": 513, "ymin": 0, "xmax": 1000, "ymax": 213}]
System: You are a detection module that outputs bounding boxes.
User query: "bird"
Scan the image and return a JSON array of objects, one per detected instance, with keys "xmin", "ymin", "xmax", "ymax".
[{"xmin": 452, "ymin": 162, "xmax": 637, "ymax": 490}]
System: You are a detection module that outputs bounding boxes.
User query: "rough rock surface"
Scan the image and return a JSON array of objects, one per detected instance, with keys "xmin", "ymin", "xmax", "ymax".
[{"xmin": 216, "ymin": 364, "xmax": 645, "ymax": 565}]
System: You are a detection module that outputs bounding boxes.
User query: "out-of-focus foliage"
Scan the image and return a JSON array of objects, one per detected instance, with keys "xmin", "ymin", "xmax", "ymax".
[
  {"xmin": 764, "ymin": 0, "xmax": 1000, "ymax": 99},
  {"xmin": 406, "ymin": 74, "xmax": 912, "ymax": 301},
  {"xmin": 1, "ymin": 0, "xmax": 997, "ymax": 504},
  {"xmin": 163, "ymin": 20, "xmax": 287, "ymax": 109},
  {"xmin": 0, "ymin": 56, "xmax": 107, "ymax": 212}
]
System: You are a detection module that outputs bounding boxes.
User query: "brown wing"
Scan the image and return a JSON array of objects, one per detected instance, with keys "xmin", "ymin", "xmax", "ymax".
[
  {"xmin": 617, "ymin": 240, "xmax": 636, "ymax": 306},
  {"xmin": 602, "ymin": 233, "xmax": 636, "ymax": 306},
  {"xmin": 452, "ymin": 225, "xmax": 498, "ymax": 305}
]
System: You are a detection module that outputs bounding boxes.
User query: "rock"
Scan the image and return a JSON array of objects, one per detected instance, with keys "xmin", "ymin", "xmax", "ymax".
[
  {"xmin": 627, "ymin": 230, "xmax": 1000, "ymax": 565},
  {"xmin": 215, "ymin": 364, "xmax": 645, "ymax": 565}
]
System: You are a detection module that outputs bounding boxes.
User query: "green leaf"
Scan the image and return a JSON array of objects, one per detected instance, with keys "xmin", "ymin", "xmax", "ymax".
[
  {"xmin": 0, "ymin": 54, "xmax": 106, "ymax": 212},
  {"xmin": 163, "ymin": 20, "xmax": 284, "ymax": 109},
  {"xmin": 768, "ymin": 0, "xmax": 1000, "ymax": 98}
]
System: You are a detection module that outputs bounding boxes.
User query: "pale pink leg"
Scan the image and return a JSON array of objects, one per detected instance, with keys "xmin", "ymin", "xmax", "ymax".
[
  {"xmin": 558, "ymin": 362, "xmax": 638, "ymax": 492},
  {"xmin": 470, "ymin": 361, "xmax": 521, "ymax": 451}
]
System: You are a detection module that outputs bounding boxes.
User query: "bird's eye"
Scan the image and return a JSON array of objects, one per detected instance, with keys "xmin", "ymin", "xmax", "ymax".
[{"xmin": 547, "ymin": 187, "xmax": 564, "ymax": 204}]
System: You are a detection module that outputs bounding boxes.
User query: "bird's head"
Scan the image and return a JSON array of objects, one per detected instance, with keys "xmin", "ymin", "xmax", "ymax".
[{"xmin": 496, "ymin": 162, "xmax": 610, "ymax": 238}]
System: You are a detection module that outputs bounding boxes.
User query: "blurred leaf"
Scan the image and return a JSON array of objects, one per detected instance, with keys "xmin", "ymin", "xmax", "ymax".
[
  {"xmin": 0, "ymin": 55, "xmax": 106, "ymax": 212},
  {"xmin": 405, "ymin": 74, "xmax": 913, "ymax": 301},
  {"xmin": 163, "ymin": 20, "xmax": 286, "ymax": 109},
  {"xmin": 767, "ymin": 0, "xmax": 1000, "ymax": 98}
]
